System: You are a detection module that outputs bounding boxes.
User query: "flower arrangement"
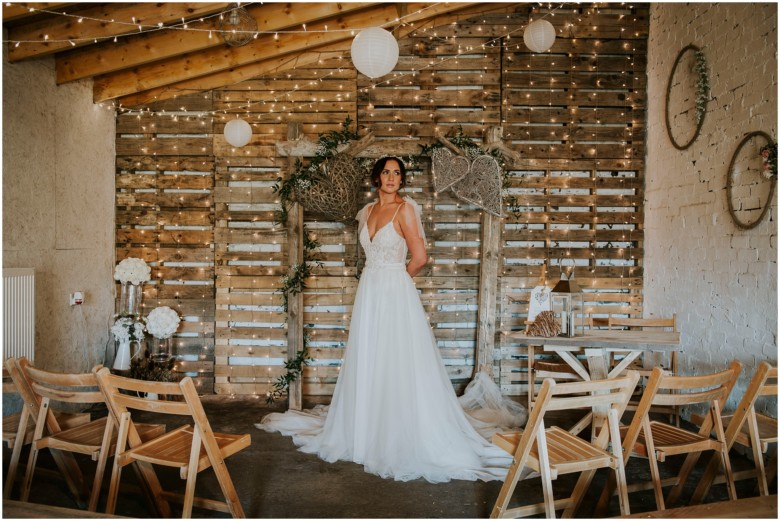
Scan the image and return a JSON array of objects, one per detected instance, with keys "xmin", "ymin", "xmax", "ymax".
[
  {"xmin": 145, "ymin": 306, "xmax": 181, "ymax": 339},
  {"xmin": 760, "ymin": 142, "xmax": 777, "ymax": 180},
  {"xmin": 114, "ymin": 257, "xmax": 151, "ymax": 285},
  {"xmin": 111, "ymin": 316, "xmax": 145, "ymax": 343}
]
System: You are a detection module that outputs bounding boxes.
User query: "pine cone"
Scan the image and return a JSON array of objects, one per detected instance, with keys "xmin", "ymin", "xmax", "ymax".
[{"xmin": 527, "ymin": 311, "xmax": 561, "ymax": 337}]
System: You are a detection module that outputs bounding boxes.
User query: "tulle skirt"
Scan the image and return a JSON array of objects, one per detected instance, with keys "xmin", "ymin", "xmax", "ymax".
[{"xmin": 257, "ymin": 264, "xmax": 526, "ymax": 483}]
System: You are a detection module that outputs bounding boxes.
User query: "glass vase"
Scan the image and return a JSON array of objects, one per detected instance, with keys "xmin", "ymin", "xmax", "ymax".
[
  {"xmin": 150, "ymin": 336, "xmax": 173, "ymax": 364},
  {"xmin": 119, "ymin": 282, "xmax": 143, "ymax": 317}
]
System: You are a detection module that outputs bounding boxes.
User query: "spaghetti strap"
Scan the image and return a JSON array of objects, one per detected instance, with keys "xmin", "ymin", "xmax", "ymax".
[
  {"xmin": 390, "ymin": 201, "xmax": 405, "ymax": 222},
  {"xmin": 366, "ymin": 202, "xmax": 377, "ymax": 220}
]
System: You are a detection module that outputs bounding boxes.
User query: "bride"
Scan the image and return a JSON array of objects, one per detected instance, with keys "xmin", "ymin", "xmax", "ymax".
[{"xmin": 257, "ymin": 156, "xmax": 526, "ymax": 483}]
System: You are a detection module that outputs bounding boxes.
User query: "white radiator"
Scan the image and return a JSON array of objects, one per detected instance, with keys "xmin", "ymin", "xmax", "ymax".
[{"xmin": 3, "ymin": 268, "xmax": 35, "ymax": 362}]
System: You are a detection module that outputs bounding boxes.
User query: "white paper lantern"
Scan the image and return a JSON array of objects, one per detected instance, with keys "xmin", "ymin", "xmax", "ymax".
[
  {"xmin": 224, "ymin": 118, "xmax": 252, "ymax": 147},
  {"xmin": 523, "ymin": 19, "xmax": 556, "ymax": 53},
  {"xmin": 350, "ymin": 27, "xmax": 399, "ymax": 78}
]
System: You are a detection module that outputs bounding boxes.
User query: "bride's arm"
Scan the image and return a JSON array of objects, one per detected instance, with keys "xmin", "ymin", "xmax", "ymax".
[{"xmin": 397, "ymin": 203, "xmax": 428, "ymax": 278}]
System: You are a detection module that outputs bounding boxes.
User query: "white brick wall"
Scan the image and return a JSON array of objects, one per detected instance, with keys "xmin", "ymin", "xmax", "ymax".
[{"xmin": 645, "ymin": 4, "xmax": 777, "ymax": 413}]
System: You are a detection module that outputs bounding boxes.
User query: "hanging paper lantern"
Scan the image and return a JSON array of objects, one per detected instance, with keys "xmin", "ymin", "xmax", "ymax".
[
  {"xmin": 523, "ymin": 19, "xmax": 556, "ymax": 53},
  {"xmin": 350, "ymin": 27, "xmax": 399, "ymax": 78},
  {"xmin": 224, "ymin": 118, "xmax": 252, "ymax": 147}
]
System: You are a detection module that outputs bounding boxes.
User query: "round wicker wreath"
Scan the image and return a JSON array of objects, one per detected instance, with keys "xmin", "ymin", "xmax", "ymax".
[{"xmin": 295, "ymin": 153, "xmax": 366, "ymax": 223}]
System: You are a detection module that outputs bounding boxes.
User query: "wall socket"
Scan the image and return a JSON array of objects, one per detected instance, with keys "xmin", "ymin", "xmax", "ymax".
[{"xmin": 69, "ymin": 291, "xmax": 84, "ymax": 305}]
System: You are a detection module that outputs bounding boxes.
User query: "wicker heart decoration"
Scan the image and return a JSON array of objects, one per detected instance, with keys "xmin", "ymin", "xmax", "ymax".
[
  {"xmin": 451, "ymin": 155, "xmax": 503, "ymax": 217},
  {"xmin": 432, "ymin": 147, "xmax": 470, "ymax": 191},
  {"xmin": 295, "ymin": 153, "xmax": 366, "ymax": 223}
]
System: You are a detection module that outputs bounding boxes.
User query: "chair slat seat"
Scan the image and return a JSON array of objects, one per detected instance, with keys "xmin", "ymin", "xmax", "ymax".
[
  {"xmin": 125, "ymin": 425, "xmax": 250, "ymax": 474},
  {"xmin": 40, "ymin": 417, "xmax": 165, "ymax": 459},
  {"xmin": 722, "ymin": 413, "xmax": 778, "ymax": 449},
  {"xmin": 494, "ymin": 427, "xmax": 618, "ymax": 480},
  {"xmin": 536, "ymin": 427, "xmax": 617, "ymax": 476},
  {"xmin": 3, "ymin": 411, "xmax": 90, "ymax": 449}
]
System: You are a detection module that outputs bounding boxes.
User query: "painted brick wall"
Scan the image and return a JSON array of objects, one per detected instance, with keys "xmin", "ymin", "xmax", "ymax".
[{"xmin": 645, "ymin": 3, "xmax": 777, "ymax": 411}]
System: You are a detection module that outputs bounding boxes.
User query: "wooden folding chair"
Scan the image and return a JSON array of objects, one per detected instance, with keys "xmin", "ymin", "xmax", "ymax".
[
  {"xmin": 4, "ymin": 358, "xmax": 97, "ymax": 502},
  {"xmin": 95, "ymin": 367, "xmax": 251, "ymax": 518},
  {"xmin": 16, "ymin": 359, "xmax": 165, "ymax": 512},
  {"xmin": 3, "ymin": 363, "xmax": 92, "ymax": 500},
  {"xmin": 608, "ymin": 315, "xmax": 679, "ymax": 424},
  {"xmin": 490, "ymin": 371, "xmax": 640, "ymax": 518},
  {"xmin": 691, "ymin": 361, "xmax": 777, "ymax": 501},
  {"xmin": 596, "ymin": 360, "xmax": 742, "ymax": 513}
]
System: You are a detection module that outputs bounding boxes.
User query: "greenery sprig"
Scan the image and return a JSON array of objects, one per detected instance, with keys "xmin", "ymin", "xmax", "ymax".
[
  {"xmin": 273, "ymin": 117, "xmax": 362, "ymax": 223},
  {"xmin": 693, "ymin": 50, "xmax": 709, "ymax": 124},
  {"xmin": 268, "ymin": 228, "xmax": 322, "ymax": 403}
]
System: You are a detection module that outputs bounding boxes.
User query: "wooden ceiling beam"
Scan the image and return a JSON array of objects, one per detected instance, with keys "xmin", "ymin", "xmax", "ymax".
[
  {"xmin": 2, "ymin": 3, "xmax": 75, "ymax": 23},
  {"xmin": 56, "ymin": 2, "xmax": 379, "ymax": 84},
  {"xmin": 93, "ymin": 2, "xmax": 478, "ymax": 103},
  {"xmin": 7, "ymin": 3, "xmax": 229, "ymax": 62},
  {"xmin": 116, "ymin": 40, "xmax": 353, "ymax": 109},
  {"xmin": 116, "ymin": 2, "xmax": 507, "ymax": 108}
]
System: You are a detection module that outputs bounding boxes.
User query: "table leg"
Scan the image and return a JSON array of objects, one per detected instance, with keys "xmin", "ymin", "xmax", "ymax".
[{"xmin": 585, "ymin": 348, "xmax": 609, "ymax": 440}]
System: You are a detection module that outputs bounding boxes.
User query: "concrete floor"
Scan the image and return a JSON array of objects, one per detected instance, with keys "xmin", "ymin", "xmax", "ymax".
[{"xmin": 3, "ymin": 395, "xmax": 775, "ymax": 518}]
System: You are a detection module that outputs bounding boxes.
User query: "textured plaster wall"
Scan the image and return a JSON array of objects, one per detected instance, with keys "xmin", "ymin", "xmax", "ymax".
[
  {"xmin": 645, "ymin": 3, "xmax": 777, "ymax": 411},
  {"xmin": 3, "ymin": 53, "xmax": 116, "ymax": 374}
]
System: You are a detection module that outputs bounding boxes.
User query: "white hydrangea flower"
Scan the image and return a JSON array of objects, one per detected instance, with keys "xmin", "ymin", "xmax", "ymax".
[
  {"xmin": 114, "ymin": 257, "xmax": 151, "ymax": 285},
  {"xmin": 111, "ymin": 316, "xmax": 145, "ymax": 343},
  {"xmin": 146, "ymin": 306, "xmax": 181, "ymax": 339}
]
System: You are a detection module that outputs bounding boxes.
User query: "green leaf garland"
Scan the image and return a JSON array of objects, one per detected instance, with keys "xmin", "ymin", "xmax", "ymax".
[
  {"xmin": 693, "ymin": 50, "xmax": 709, "ymax": 125},
  {"xmin": 267, "ymin": 228, "xmax": 322, "ymax": 404}
]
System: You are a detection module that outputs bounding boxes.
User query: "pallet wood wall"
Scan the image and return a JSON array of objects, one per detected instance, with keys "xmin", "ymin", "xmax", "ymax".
[{"xmin": 115, "ymin": 3, "xmax": 649, "ymax": 399}]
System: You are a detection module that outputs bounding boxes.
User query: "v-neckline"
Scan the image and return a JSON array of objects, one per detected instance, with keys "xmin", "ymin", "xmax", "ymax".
[{"xmin": 367, "ymin": 221, "xmax": 393, "ymax": 243}]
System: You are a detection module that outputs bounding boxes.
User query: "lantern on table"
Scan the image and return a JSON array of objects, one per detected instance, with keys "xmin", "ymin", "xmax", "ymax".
[{"xmin": 551, "ymin": 267, "xmax": 584, "ymax": 337}]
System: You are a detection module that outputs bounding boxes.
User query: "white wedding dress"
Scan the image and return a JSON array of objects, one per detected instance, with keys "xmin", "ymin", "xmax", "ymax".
[{"xmin": 257, "ymin": 196, "xmax": 526, "ymax": 483}]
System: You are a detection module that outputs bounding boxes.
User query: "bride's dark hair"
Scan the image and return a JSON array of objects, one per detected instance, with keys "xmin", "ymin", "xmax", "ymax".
[{"xmin": 370, "ymin": 156, "xmax": 407, "ymax": 188}]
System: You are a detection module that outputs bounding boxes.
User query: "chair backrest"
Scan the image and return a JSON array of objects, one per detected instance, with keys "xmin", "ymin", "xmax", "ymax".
[
  {"xmin": 23, "ymin": 364, "xmax": 104, "ymax": 407},
  {"xmin": 3, "ymin": 367, "xmax": 17, "ymax": 394},
  {"xmin": 5, "ymin": 357, "xmax": 63, "ymax": 434},
  {"xmin": 724, "ymin": 361, "xmax": 777, "ymax": 450},
  {"xmin": 520, "ymin": 371, "xmax": 640, "ymax": 455},
  {"xmin": 608, "ymin": 314, "xmax": 677, "ymax": 332},
  {"xmin": 95, "ymin": 367, "xmax": 212, "ymax": 447}
]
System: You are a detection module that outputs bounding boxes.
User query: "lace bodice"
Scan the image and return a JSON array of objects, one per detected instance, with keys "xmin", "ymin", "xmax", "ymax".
[{"xmin": 360, "ymin": 220, "xmax": 408, "ymax": 267}]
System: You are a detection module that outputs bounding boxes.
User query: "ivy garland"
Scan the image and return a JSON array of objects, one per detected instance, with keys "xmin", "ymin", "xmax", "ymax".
[
  {"xmin": 693, "ymin": 50, "xmax": 709, "ymax": 125},
  {"xmin": 273, "ymin": 117, "xmax": 371, "ymax": 223},
  {"xmin": 267, "ymin": 228, "xmax": 322, "ymax": 404}
]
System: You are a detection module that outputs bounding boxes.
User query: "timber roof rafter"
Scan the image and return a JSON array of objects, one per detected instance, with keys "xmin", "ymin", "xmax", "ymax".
[{"xmin": 2, "ymin": 2, "xmax": 497, "ymax": 108}]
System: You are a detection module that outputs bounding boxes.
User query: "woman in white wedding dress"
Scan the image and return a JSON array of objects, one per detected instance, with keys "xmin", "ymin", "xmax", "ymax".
[{"xmin": 257, "ymin": 156, "xmax": 526, "ymax": 483}]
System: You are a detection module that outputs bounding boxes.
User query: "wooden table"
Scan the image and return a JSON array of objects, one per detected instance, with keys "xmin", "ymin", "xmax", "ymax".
[
  {"xmin": 510, "ymin": 329, "xmax": 681, "ymax": 434},
  {"xmin": 510, "ymin": 329, "xmax": 681, "ymax": 382}
]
